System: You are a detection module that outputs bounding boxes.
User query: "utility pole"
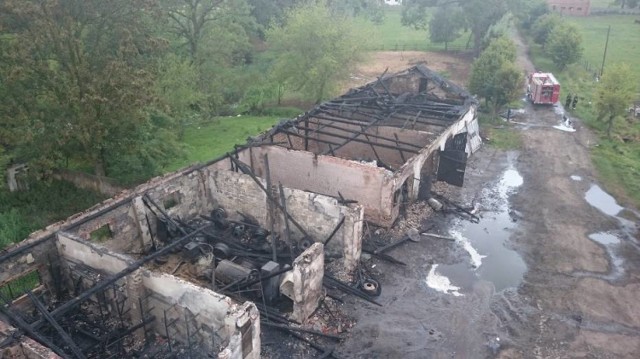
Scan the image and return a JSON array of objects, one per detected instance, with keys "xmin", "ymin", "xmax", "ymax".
[{"xmin": 600, "ymin": 25, "xmax": 611, "ymax": 76}]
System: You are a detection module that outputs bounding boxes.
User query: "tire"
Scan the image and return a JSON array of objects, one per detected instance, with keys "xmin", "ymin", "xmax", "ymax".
[{"xmin": 361, "ymin": 278, "xmax": 381, "ymax": 297}]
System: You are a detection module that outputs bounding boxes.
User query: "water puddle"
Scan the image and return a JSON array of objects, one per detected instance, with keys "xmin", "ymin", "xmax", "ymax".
[
  {"xmin": 585, "ymin": 184, "xmax": 623, "ymax": 216},
  {"xmin": 574, "ymin": 232, "xmax": 625, "ymax": 281},
  {"xmin": 589, "ymin": 232, "xmax": 620, "ymax": 246},
  {"xmin": 570, "ymin": 175, "xmax": 582, "ymax": 181},
  {"xmin": 425, "ymin": 264, "xmax": 464, "ymax": 297},
  {"xmin": 433, "ymin": 165, "xmax": 527, "ymax": 294}
]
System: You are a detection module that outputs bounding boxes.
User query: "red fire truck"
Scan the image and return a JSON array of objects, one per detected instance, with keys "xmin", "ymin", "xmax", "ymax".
[{"xmin": 527, "ymin": 72, "xmax": 560, "ymax": 105}]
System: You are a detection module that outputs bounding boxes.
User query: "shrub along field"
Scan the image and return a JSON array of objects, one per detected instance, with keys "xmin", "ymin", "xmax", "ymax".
[{"xmin": 527, "ymin": 13, "xmax": 640, "ymax": 208}]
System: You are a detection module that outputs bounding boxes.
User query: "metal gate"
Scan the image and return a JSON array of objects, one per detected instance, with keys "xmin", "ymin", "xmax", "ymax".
[{"xmin": 437, "ymin": 133, "xmax": 468, "ymax": 187}]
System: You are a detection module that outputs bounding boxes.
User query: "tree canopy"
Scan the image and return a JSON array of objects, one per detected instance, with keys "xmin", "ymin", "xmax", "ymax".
[
  {"xmin": 531, "ymin": 13, "xmax": 561, "ymax": 48},
  {"xmin": 266, "ymin": 2, "xmax": 370, "ymax": 103},
  {"xmin": 546, "ymin": 23, "xmax": 583, "ymax": 70},
  {"xmin": 0, "ymin": 0, "xmax": 181, "ymax": 180},
  {"xmin": 429, "ymin": 5, "xmax": 465, "ymax": 51},
  {"xmin": 468, "ymin": 36, "xmax": 523, "ymax": 113},
  {"xmin": 0, "ymin": 0, "xmax": 380, "ymax": 185},
  {"xmin": 594, "ymin": 63, "xmax": 638, "ymax": 137}
]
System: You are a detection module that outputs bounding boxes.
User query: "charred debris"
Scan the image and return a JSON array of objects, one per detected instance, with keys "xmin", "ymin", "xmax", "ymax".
[{"xmin": 0, "ymin": 65, "xmax": 481, "ymax": 359}]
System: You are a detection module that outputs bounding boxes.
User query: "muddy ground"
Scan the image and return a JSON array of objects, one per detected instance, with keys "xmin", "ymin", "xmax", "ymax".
[{"xmin": 333, "ymin": 34, "xmax": 640, "ymax": 358}]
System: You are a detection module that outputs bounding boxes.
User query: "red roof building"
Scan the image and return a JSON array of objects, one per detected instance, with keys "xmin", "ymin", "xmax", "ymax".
[{"xmin": 547, "ymin": 0, "xmax": 591, "ymax": 16}]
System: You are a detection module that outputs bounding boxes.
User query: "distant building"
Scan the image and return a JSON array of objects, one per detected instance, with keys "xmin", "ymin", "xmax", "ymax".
[
  {"xmin": 547, "ymin": 0, "xmax": 591, "ymax": 16},
  {"xmin": 384, "ymin": 0, "xmax": 402, "ymax": 5}
]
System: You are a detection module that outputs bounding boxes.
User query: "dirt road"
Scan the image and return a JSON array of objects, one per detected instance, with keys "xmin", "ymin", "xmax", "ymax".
[{"xmin": 337, "ymin": 33, "xmax": 640, "ymax": 358}]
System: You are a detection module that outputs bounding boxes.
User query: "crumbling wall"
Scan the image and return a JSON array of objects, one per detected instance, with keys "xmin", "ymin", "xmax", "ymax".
[
  {"xmin": 202, "ymin": 166, "xmax": 363, "ymax": 271},
  {"xmin": 280, "ymin": 243, "xmax": 324, "ymax": 323},
  {"xmin": 56, "ymin": 232, "xmax": 143, "ymax": 327},
  {"xmin": 0, "ymin": 235, "xmax": 61, "ymax": 300},
  {"xmin": 242, "ymin": 145, "xmax": 396, "ymax": 225},
  {"xmin": 205, "ymin": 167, "xmax": 268, "ymax": 225},
  {"xmin": 142, "ymin": 271, "xmax": 260, "ymax": 359},
  {"xmin": 392, "ymin": 106, "xmax": 477, "ymax": 200},
  {"xmin": 55, "ymin": 231, "xmax": 259, "ymax": 359},
  {"xmin": 145, "ymin": 170, "xmax": 214, "ymax": 222},
  {"xmin": 68, "ymin": 202, "xmax": 144, "ymax": 254},
  {"xmin": 277, "ymin": 188, "xmax": 363, "ymax": 272},
  {"xmin": 309, "ymin": 123, "xmax": 433, "ymax": 169}
]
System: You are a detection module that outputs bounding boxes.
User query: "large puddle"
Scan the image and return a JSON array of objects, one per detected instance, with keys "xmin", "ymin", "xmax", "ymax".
[
  {"xmin": 585, "ymin": 184, "xmax": 624, "ymax": 216},
  {"xmin": 427, "ymin": 166, "xmax": 527, "ymax": 295}
]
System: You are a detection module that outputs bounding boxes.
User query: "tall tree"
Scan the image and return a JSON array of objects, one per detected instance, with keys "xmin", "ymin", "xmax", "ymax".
[
  {"xmin": 546, "ymin": 23, "xmax": 583, "ymax": 70},
  {"xmin": 429, "ymin": 5, "xmax": 465, "ymax": 50},
  {"xmin": 163, "ymin": 0, "xmax": 225, "ymax": 62},
  {"xmin": 531, "ymin": 13, "xmax": 561, "ymax": 48},
  {"xmin": 0, "ymin": 0, "xmax": 180, "ymax": 178},
  {"xmin": 468, "ymin": 37, "xmax": 522, "ymax": 113},
  {"xmin": 594, "ymin": 64, "xmax": 637, "ymax": 138},
  {"xmin": 267, "ymin": 2, "xmax": 370, "ymax": 103}
]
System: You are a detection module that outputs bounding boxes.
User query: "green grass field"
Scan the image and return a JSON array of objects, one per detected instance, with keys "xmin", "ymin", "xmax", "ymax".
[
  {"xmin": 365, "ymin": 8, "xmax": 472, "ymax": 51},
  {"xmin": 570, "ymin": 15, "xmax": 640, "ymax": 76},
  {"xmin": 165, "ymin": 115, "xmax": 282, "ymax": 171}
]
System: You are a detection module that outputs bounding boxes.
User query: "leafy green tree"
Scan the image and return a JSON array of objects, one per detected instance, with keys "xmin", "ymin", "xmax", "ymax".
[
  {"xmin": 546, "ymin": 23, "xmax": 583, "ymax": 70},
  {"xmin": 429, "ymin": 5, "xmax": 465, "ymax": 50},
  {"xmin": 509, "ymin": 0, "xmax": 549, "ymax": 29},
  {"xmin": 594, "ymin": 64, "xmax": 637, "ymax": 138},
  {"xmin": 163, "ymin": 0, "xmax": 225, "ymax": 62},
  {"xmin": 154, "ymin": 54, "xmax": 204, "ymax": 139},
  {"xmin": 402, "ymin": 0, "xmax": 507, "ymax": 56},
  {"xmin": 531, "ymin": 13, "xmax": 561, "ymax": 48},
  {"xmin": 0, "ymin": 0, "xmax": 181, "ymax": 179},
  {"xmin": 267, "ymin": 2, "xmax": 370, "ymax": 103},
  {"xmin": 469, "ymin": 37, "xmax": 522, "ymax": 113}
]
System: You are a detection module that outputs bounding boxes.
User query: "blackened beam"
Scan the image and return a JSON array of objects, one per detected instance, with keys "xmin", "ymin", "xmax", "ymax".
[
  {"xmin": 0, "ymin": 302, "xmax": 71, "ymax": 359},
  {"xmin": 278, "ymin": 183, "xmax": 292, "ymax": 248},
  {"xmin": 227, "ymin": 155, "xmax": 311, "ymax": 239},
  {"xmin": 308, "ymin": 115, "xmax": 423, "ymax": 149},
  {"xmin": 27, "ymin": 291, "xmax": 87, "ymax": 359},
  {"xmin": 30, "ymin": 224, "xmax": 212, "ymax": 330},
  {"xmin": 323, "ymin": 216, "xmax": 345, "ymax": 246},
  {"xmin": 293, "ymin": 125, "xmax": 419, "ymax": 155},
  {"xmin": 393, "ymin": 133, "xmax": 406, "ymax": 163},
  {"xmin": 142, "ymin": 195, "xmax": 188, "ymax": 236},
  {"xmin": 319, "ymin": 114, "xmax": 384, "ymax": 156},
  {"xmin": 93, "ymin": 316, "xmax": 156, "ymax": 350},
  {"xmin": 344, "ymin": 105, "xmax": 459, "ymax": 124},
  {"xmin": 322, "ymin": 102, "xmax": 460, "ymax": 121},
  {"xmin": 263, "ymin": 154, "xmax": 277, "ymax": 262},
  {"xmin": 282, "ymin": 129, "xmax": 418, "ymax": 155},
  {"xmin": 261, "ymin": 322, "xmax": 343, "ymax": 340},
  {"xmin": 318, "ymin": 105, "xmax": 458, "ymax": 128},
  {"xmin": 376, "ymin": 68, "xmax": 394, "ymax": 100}
]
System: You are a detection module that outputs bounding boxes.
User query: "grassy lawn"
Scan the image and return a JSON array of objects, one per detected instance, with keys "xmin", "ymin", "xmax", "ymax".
[
  {"xmin": 526, "ymin": 13, "xmax": 640, "ymax": 208},
  {"xmin": 165, "ymin": 115, "xmax": 282, "ymax": 171},
  {"xmin": 0, "ymin": 180, "xmax": 106, "ymax": 250},
  {"xmin": 569, "ymin": 15, "xmax": 640, "ymax": 76},
  {"xmin": 478, "ymin": 114, "xmax": 523, "ymax": 150},
  {"xmin": 366, "ymin": 7, "xmax": 472, "ymax": 51}
]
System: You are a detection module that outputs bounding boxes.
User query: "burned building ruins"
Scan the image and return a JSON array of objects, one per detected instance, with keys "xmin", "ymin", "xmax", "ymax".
[{"xmin": 0, "ymin": 64, "xmax": 480, "ymax": 358}]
